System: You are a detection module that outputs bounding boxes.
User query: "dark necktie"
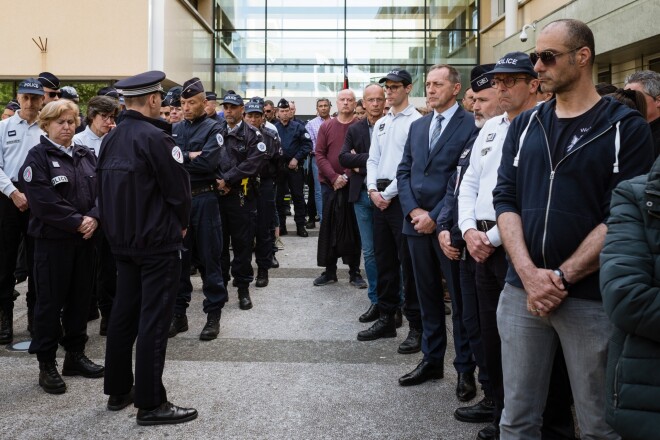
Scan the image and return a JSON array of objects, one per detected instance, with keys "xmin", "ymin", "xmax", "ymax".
[{"xmin": 430, "ymin": 114, "xmax": 445, "ymax": 151}]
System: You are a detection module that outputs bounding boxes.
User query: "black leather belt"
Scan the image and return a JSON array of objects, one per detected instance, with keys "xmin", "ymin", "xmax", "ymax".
[
  {"xmin": 376, "ymin": 179, "xmax": 392, "ymax": 192},
  {"xmin": 191, "ymin": 185, "xmax": 216, "ymax": 197},
  {"xmin": 476, "ymin": 219, "xmax": 497, "ymax": 232}
]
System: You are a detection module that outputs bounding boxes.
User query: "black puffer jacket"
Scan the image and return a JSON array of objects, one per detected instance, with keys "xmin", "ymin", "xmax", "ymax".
[{"xmin": 600, "ymin": 156, "xmax": 660, "ymax": 439}]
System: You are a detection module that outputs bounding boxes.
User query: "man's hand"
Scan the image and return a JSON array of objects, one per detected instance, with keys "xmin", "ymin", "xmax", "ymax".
[
  {"xmin": 369, "ymin": 191, "xmax": 390, "ymax": 210},
  {"xmin": 288, "ymin": 158, "xmax": 298, "ymax": 169},
  {"xmin": 464, "ymin": 229, "xmax": 495, "ymax": 263},
  {"xmin": 78, "ymin": 216, "xmax": 98, "ymax": 240},
  {"xmin": 519, "ymin": 266, "xmax": 567, "ymax": 316},
  {"xmin": 439, "ymin": 230, "xmax": 460, "ymax": 260},
  {"xmin": 10, "ymin": 190, "xmax": 28, "ymax": 212},
  {"xmin": 216, "ymin": 178, "xmax": 230, "ymax": 195},
  {"xmin": 182, "ymin": 228, "xmax": 187, "ymax": 238},
  {"xmin": 189, "ymin": 151, "xmax": 202, "ymax": 160},
  {"xmin": 410, "ymin": 208, "xmax": 436, "ymax": 234},
  {"xmin": 332, "ymin": 174, "xmax": 348, "ymax": 190}
]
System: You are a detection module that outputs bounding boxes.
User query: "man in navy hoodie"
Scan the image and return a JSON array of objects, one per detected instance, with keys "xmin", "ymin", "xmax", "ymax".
[{"xmin": 493, "ymin": 19, "xmax": 654, "ymax": 439}]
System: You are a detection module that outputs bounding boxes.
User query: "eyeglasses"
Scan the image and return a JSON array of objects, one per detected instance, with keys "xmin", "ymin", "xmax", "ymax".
[
  {"xmin": 99, "ymin": 114, "xmax": 116, "ymax": 121},
  {"xmin": 529, "ymin": 47, "xmax": 581, "ymax": 66},
  {"xmin": 384, "ymin": 85, "xmax": 403, "ymax": 91},
  {"xmin": 47, "ymin": 92, "xmax": 62, "ymax": 98},
  {"xmin": 490, "ymin": 77, "xmax": 529, "ymax": 89},
  {"xmin": 366, "ymin": 98, "xmax": 385, "ymax": 103}
]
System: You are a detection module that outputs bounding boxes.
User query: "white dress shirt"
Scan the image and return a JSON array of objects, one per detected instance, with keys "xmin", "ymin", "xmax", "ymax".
[
  {"xmin": 428, "ymin": 102, "xmax": 459, "ymax": 149},
  {"xmin": 0, "ymin": 111, "xmax": 44, "ymax": 197},
  {"xmin": 73, "ymin": 125, "xmax": 104, "ymax": 156}
]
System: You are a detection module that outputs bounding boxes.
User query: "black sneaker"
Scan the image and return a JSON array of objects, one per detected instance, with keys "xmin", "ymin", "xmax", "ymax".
[
  {"xmin": 313, "ymin": 272, "xmax": 337, "ymax": 286},
  {"xmin": 349, "ymin": 275, "xmax": 367, "ymax": 289}
]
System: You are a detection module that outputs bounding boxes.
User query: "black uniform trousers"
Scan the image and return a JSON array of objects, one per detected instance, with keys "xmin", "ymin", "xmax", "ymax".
[
  {"xmin": 219, "ymin": 190, "xmax": 256, "ymax": 288},
  {"xmin": 276, "ymin": 165, "xmax": 306, "ymax": 227},
  {"xmin": 28, "ymin": 238, "xmax": 94, "ymax": 362},
  {"xmin": 176, "ymin": 192, "xmax": 227, "ymax": 315},
  {"xmin": 255, "ymin": 177, "xmax": 276, "ymax": 270},
  {"xmin": 459, "ymin": 254, "xmax": 491, "ymax": 396},
  {"xmin": 104, "ymin": 251, "xmax": 180, "ymax": 409},
  {"xmin": 372, "ymin": 197, "xmax": 421, "ymax": 328},
  {"xmin": 476, "ymin": 246, "xmax": 576, "ymax": 437},
  {"xmin": 0, "ymin": 196, "xmax": 35, "ymax": 313},
  {"xmin": 93, "ymin": 233, "xmax": 117, "ymax": 318}
]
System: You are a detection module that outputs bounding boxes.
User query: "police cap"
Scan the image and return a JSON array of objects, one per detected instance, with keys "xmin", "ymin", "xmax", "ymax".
[
  {"xmin": 222, "ymin": 90, "xmax": 244, "ymax": 106},
  {"xmin": 5, "ymin": 100, "xmax": 20, "ymax": 111},
  {"xmin": 245, "ymin": 101, "xmax": 263, "ymax": 114},
  {"xmin": 277, "ymin": 98, "xmax": 289, "ymax": 109},
  {"xmin": 181, "ymin": 77, "xmax": 204, "ymax": 99},
  {"xmin": 250, "ymin": 96, "xmax": 265, "ymax": 105},
  {"xmin": 18, "ymin": 78, "xmax": 44, "ymax": 96},
  {"xmin": 206, "ymin": 91, "xmax": 218, "ymax": 101},
  {"xmin": 491, "ymin": 52, "xmax": 538, "ymax": 78},
  {"xmin": 38, "ymin": 72, "xmax": 60, "ymax": 90},
  {"xmin": 166, "ymin": 86, "xmax": 182, "ymax": 107},
  {"xmin": 470, "ymin": 64, "xmax": 496, "ymax": 92},
  {"xmin": 114, "ymin": 70, "xmax": 166, "ymax": 97},
  {"xmin": 60, "ymin": 86, "xmax": 79, "ymax": 101},
  {"xmin": 97, "ymin": 87, "xmax": 120, "ymax": 99},
  {"xmin": 379, "ymin": 68, "xmax": 412, "ymax": 86}
]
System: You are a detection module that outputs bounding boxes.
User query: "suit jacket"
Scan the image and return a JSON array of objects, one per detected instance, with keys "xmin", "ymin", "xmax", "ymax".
[
  {"xmin": 397, "ymin": 105, "xmax": 478, "ymax": 236},
  {"xmin": 339, "ymin": 118, "xmax": 371, "ymax": 203}
]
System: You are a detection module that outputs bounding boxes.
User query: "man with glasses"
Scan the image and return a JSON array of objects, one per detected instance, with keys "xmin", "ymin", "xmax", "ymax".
[
  {"xmin": 0, "ymin": 78, "xmax": 45, "ymax": 345},
  {"xmin": 38, "ymin": 72, "xmax": 61, "ymax": 106},
  {"xmin": 263, "ymin": 100, "xmax": 276, "ymax": 123},
  {"xmin": 625, "ymin": 70, "xmax": 660, "ymax": 157},
  {"xmin": 360, "ymin": 69, "xmax": 421, "ymax": 353},
  {"xmin": 305, "ymin": 98, "xmax": 333, "ymax": 226},
  {"xmin": 493, "ymin": 20, "xmax": 654, "ymax": 439}
]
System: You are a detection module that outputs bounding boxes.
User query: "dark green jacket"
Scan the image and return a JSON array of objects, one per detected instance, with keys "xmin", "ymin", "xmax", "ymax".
[{"xmin": 601, "ymin": 156, "xmax": 660, "ymax": 440}]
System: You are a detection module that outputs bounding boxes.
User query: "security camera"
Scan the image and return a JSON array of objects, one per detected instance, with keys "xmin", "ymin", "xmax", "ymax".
[
  {"xmin": 520, "ymin": 23, "xmax": 536, "ymax": 43},
  {"xmin": 520, "ymin": 30, "xmax": 528, "ymax": 42}
]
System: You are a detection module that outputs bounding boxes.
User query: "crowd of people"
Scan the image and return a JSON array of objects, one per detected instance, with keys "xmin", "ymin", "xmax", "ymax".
[{"xmin": 0, "ymin": 18, "xmax": 659, "ymax": 437}]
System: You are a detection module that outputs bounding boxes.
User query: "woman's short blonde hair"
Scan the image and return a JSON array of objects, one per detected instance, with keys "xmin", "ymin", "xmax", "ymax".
[{"xmin": 38, "ymin": 100, "xmax": 81, "ymax": 132}]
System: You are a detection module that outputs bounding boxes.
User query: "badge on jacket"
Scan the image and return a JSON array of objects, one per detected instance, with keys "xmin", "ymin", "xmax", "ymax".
[
  {"xmin": 486, "ymin": 133, "xmax": 496, "ymax": 142},
  {"xmin": 257, "ymin": 142, "xmax": 267, "ymax": 152},
  {"xmin": 216, "ymin": 134, "xmax": 224, "ymax": 146},
  {"xmin": 23, "ymin": 166, "xmax": 32, "ymax": 182},
  {"xmin": 304, "ymin": 133, "xmax": 311, "ymax": 139},
  {"xmin": 171, "ymin": 146, "xmax": 183, "ymax": 163},
  {"xmin": 51, "ymin": 175, "xmax": 69, "ymax": 185}
]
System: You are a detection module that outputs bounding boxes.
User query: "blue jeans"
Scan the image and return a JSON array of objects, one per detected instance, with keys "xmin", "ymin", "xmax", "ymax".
[
  {"xmin": 352, "ymin": 189, "xmax": 377, "ymax": 304},
  {"xmin": 497, "ymin": 283, "xmax": 619, "ymax": 440},
  {"xmin": 311, "ymin": 156, "xmax": 322, "ymax": 221}
]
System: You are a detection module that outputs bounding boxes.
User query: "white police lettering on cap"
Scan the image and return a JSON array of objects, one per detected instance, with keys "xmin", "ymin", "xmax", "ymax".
[
  {"xmin": 498, "ymin": 58, "xmax": 518, "ymax": 65},
  {"xmin": 216, "ymin": 134, "xmax": 224, "ymax": 146},
  {"xmin": 23, "ymin": 166, "xmax": 32, "ymax": 182},
  {"xmin": 171, "ymin": 146, "xmax": 183, "ymax": 163},
  {"xmin": 257, "ymin": 142, "xmax": 267, "ymax": 152},
  {"xmin": 304, "ymin": 133, "xmax": 311, "ymax": 139},
  {"xmin": 476, "ymin": 77, "xmax": 489, "ymax": 87},
  {"xmin": 51, "ymin": 175, "xmax": 69, "ymax": 185}
]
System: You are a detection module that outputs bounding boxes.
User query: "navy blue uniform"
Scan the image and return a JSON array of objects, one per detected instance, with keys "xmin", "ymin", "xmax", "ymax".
[
  {"xmin": 217, "ymin": 121, "xmax": 267, "ymax": 287},
  {"xmin": 19, "ymin": 138, "xmax": 98, "ymax": 362},
  {"xmin": 172, "ymin": 115, "xmax": 228, "ymax": 315},
  {"xmin": 275, "ymin": 119, "xmax": 312, "ymax": 228},
  {"xmin": 255, "ymin": 125, "xmax": 281, "ymax": 271},
  {"xmin": 97, "ymin": 109, "xmax": 191, "ymax": 409}
]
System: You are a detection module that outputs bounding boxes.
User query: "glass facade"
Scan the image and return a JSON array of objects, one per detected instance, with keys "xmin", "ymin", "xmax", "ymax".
[{"xmin": 214, "ymin": 0, "xmax": 479, "ymax": 98}]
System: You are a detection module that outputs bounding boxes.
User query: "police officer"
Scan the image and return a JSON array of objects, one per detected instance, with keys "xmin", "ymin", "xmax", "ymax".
[
  {"xmin": 204, "ymin": 91, "xmax": 226, "ymax": 124},
  {"xmin": 244, "ymin": 98, "xmax": 281, "ymax": 288},
  {"xmin": 167, "ymin": 86, "xmax": 184, "ymax": 124},
  {"xmin": 38, "ymin": 72, "xmax": 61, "ymax": 106},
  {"xmin": 169, "ymin": 77, "xmax": 228, "ymax": 341},
  {"xmin": 274, "ymin": 98, "xmax": 312, "ymax": 237},
  {"xmin": 98, "ymin": 70, "xmax": 197, "ymax": 425},
  {"xmin": 0, "ymin": 78, "xmax": 45, "ymax": 345},
  {"xmin": 216, "ymin": 91, "xmax": 266, "ymax": 309},
  {"xmin": 20, "ymin": 99, "xmax": 104, "ymax": 394}
]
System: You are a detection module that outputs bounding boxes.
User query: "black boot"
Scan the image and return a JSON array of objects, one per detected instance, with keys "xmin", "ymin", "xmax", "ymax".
[
  {"xmin": 358, "ymin": 304, "xmax": 379, "ymax": 323},
  {"xmin": 199, "ymin": 311, "xmax": 221, "ymax": 341},
  {"xmin": 0, "ymin": 309, "xmax": 13, "ymax": 345},
  {"xmin": 168, "ymin": 314, "xmax": 188, "ymax": 338},
  {"xmin": 255, "ymin": 268, "xmax": 269, "ymax": 288},
  {"xmin": 238, "ymin": 288, "xmax": 253, "ymax": 310},
  {"xmin": 398, "ymin": 326, "xmax": 422, "ymax": 354},
  {"xmin": 62, "ymin": 351, "xmax": 105, "ymax": 378},
  {"xmin": 39, "ymin": 361, "xmax": 66, "ymax": 394},
  {"xmin": 296, "ymin": 225, "xmax": 308, "ymax": 237},
  {"xmin": 271, "ymin": 254, "xmax": 279, "ymax": 269},
  {"xmin": 357, "ymin": 312, "xmax": 396, "ymax": 341}
]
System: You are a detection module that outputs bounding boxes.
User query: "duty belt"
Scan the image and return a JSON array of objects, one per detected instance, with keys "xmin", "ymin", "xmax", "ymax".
[
  {"xmin": 476, "ymin": 219, "xmax": 497, "ymax": 232},
  {"xmin": 191, "ymin": 185, "xmax": 217, "ymax": 197}
]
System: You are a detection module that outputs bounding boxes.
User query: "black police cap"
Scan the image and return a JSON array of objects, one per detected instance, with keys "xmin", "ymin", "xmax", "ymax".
[
  {"xmin": 181, "ymin": 78, "xmax": 204, "ymax": 99},
  {"xmin": 97, "ymin": 87, "xmax": 120, "ymax": 99},
  {"xmin": 222, "ymin": 91, "xmax": 244, "ymax": 106},
  {"xmin": 115, "ymin": 70, "xmax": 166, "ymax": 97},
  {"xmin": 470, "ymin": 64, "xmax": 496, "ymax": 92},
  {"xmin": 491, "ymin": 52, "xmax": 538, "ymax": 78},
  {"xmin": 165, "ymin": 86, "xmax": 182, "ymax": 107},
  {"xmin": 245, "ymin": 101, "xmax": 263, "ymax": 114},
  {"xmin": 38, "ymin": 72, "xmax": 60, "ymax": 90},
  {"xmin": 379, "ymin": 68, "xmax": 412, "ymax": 86},
  {"xmin": 206, "ymin": 91, "xmax": 218, "ymax": 101},
  {"xmin": 250, "ymin": 96, "xmax": 265, "ymax": 105},
  {"xmin": 5, "ymin": 100, "xmax": 20, "ymax": 111},
  {"xmin": 277, "ymin": 98, "xmax": 289, "ymax": 109}
]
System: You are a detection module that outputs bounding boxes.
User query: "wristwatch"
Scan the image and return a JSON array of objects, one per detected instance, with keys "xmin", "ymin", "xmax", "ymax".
[{"xmin": 553, "ymin": 268, "xmax": 571, "ymax": 290}]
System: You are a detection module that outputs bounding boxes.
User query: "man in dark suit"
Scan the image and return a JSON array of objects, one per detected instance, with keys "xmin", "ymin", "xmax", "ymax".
[{"xmin": 396, "ymin": 64, "xmax": 478, "ymax": 387}]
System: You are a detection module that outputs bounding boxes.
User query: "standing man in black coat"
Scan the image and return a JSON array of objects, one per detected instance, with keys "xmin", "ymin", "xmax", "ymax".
[{"xmin": 98, "ymin": 71, "xmax": 197, "ymax": 425}]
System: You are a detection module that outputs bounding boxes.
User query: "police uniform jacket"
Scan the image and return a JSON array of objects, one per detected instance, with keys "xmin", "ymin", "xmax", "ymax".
[
  {"xmin": 257, "ymin": 124, "xmax": 282, "ymax": 180},
  {"xmin": 274, "ymin": 119, "xmax": 312, "ymax": 162},
  {"xmin": 218, "ymin": 121, "xmax": 267, "ymax": 187},
  {"xmin": 97, "ymin": 110, "xmax": 191, "ymax": 256},
  {"xmin": 172, "ymin": 115, "xmax": 221, "ymax": 189},
  {"xmin": 19, "ymin": 136, "xmax": 98, "ymax": 241}
]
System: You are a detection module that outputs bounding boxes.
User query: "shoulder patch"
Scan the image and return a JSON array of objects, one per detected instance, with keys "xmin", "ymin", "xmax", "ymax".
[
  {"xmin": 486, "ymin": 133, "xmax": 496, "ymax": 142},
  {"xmin": 216, "ymin": 134, "xmax": 224, "ymax": 146},
  {"xmin": 23, "ymin": 166, "xmax": 32, "ymax": 183},
  {"xmin": 171, "ymin": 146, "xmax": 184, "ymax": 163},
  {"xmin": 255, "ymin": 130, "xmax": 262, "ymax": 137},
  {"xmin": 257, "ymin": 142, "xmax": 267, "ymax": 152},
  {"xmin": 51, "ymin": 175, "xmax": 69, "ymax": 186},
  {"xmin": 460, "ymin": 148, "xmax": 470, "ymax": 159},
  {"xmin": 304, "ymin": 132, "xmax": 311, "ymax": 139}
]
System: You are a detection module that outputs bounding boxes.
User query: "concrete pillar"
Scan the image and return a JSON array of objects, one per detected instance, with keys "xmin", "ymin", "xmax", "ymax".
[{"xmin": 505, "ymin": 0, "xmax": 518, "ymax": 38}]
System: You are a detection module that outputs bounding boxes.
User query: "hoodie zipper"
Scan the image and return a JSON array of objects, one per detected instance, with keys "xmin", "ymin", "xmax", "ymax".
[{"xmin": 536, "ymin": 113, "xmax": 614, "ymax": 267}]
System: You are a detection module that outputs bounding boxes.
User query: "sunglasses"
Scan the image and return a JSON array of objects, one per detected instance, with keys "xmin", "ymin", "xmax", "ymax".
[
  {"xmin": 47, "ymin": 91, "xmax": 62, "ymax": 98},
  {"xmin": 529, "ymin": 47, "xmax": 581, "ymax": 66}
]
